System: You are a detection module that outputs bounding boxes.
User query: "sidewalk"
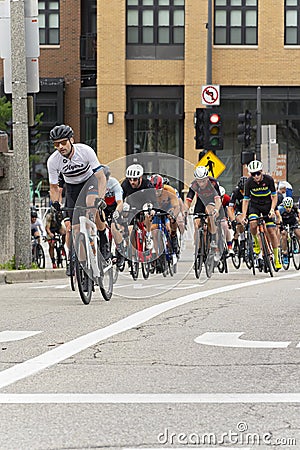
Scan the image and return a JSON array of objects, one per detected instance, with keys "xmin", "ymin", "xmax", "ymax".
[{"xmin": 0, "ymin": 268, "xmax": 67, "ymax": 284}]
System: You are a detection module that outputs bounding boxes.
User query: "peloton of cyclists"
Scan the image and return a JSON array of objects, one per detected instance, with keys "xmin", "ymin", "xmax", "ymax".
[{"xmin": 240, "ymin": 160, "xmax": 282, "ymax": 270}]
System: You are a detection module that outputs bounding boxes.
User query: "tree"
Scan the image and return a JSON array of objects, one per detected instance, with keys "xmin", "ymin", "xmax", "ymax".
[{"xmin": 0, "ymin": 96, "xmax": 12, "ymax": 131}]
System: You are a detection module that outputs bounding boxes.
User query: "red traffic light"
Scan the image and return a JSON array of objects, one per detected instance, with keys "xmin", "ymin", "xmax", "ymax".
[{"xmin": 209, "ymin": 113, "xmax": 220, "ymax": 124}]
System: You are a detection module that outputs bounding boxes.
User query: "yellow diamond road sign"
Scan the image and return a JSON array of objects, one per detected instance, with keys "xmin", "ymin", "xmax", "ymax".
[{"xmin": 197, "ymin": 150, "xmax": 226, "ymax": 179}]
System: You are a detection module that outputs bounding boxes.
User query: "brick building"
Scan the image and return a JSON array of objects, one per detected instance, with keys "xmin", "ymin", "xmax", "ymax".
[{"xmin": 1, "ymin": 0, "xmax": 300, "ymax": 194}]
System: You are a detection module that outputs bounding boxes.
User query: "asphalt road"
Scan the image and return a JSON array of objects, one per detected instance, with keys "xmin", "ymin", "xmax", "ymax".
[{"xmin": 0, "ymin": 246, "xmax": 299, "ymax": 450}]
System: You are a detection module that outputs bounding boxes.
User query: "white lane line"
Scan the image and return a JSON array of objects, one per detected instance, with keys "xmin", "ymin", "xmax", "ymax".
[
  {"xmin": 0, "ymin": 393, "xmax": 299, "ymax": 404},
  {"xmin": 0, "ymin": 331, "xmax": 42, "ymax": 343},
  {"xmin": 0, "ymin": 273, "xmax": 298, "ymax": 390},
  {"xmin": 195, "ymin": 332, "xmax": 292, "ymax": 348}
]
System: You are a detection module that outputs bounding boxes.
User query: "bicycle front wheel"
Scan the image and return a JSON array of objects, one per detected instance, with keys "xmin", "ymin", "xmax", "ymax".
[
  {"xmin": 280, "ymin": 237, "xmax": 290, "ymax": 271},
  {"xmin": 97, "ymin": 250, "xmax": 113, "ymax": 301},
  {"xmin": 194, "ymin": 231, "xmax": 205, "ymax": 279},
  {"xmin": 291, "ymin": 236, "xmax": 300, "ymax": 270},
  {"xmin": 231, "ymin": 239, "xmax": 241, "ymax": 269},
  {"xmin": 261, "ymin": 233, "xmax": 273, "ymax": 277},
  {"xmin": 36, "ymin": 243, "xmax": 45, "ymax": 269},
  {"xmin": 75, "ymin": 233, "xmax": 93, "ymax": 304}
]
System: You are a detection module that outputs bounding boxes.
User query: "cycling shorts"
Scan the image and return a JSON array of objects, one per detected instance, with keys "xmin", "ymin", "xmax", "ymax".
[{"xmin": 64, "ymin": 174, "xmax": 99, "ymax": 224}]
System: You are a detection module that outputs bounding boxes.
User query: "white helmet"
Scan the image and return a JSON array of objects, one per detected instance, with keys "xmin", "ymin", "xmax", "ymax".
[
  {"xmin": 283, "ymin": 196, "xmax": 294, "ymax": 208},
  {"xmin": 247, "ymin": 160, "xmax": 263, "ymax": 173},
  {"xmin": 194, "ymin": 166, "xmax": 208, "ymax": 179},
  {"xmin": 219, "ymin": 185, "xmax": 226, "ymax": 197},
  {"xmin": 126, "ymin": 164, "xmax": 144, "ymax": 178}
]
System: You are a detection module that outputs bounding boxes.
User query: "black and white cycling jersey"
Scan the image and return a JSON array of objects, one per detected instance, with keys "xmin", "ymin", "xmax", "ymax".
[{"xmin": 47, "ymin": 143, "xmax": 102, "ymax": 185}]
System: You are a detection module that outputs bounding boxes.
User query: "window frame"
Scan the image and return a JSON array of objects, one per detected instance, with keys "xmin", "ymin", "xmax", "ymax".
[
  {"xmin": 38, "ymin": 0, "xmax": 60, "ymax": 46},
  {"xmin": 214, "ymin": 0, "xmax": 258, "ymax": 46},
  {"xmin": 285, "ymin": 0, "xmax": 300, "ymax": 45}
]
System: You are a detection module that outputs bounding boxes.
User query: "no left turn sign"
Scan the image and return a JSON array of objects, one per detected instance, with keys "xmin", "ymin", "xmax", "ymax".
[{"xmin": 201, "ymin": 84, "xmax": 220, "ymax": 106}]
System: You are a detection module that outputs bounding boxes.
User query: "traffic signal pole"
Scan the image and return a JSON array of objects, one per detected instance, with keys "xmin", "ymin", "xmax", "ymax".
[
  {"xmin": 206, "ymin": 0, "xmax": 212, "ymax": 86},
  {"xmin": 10, "ymin": 0, "xmax": 31, "ymax": 268}
]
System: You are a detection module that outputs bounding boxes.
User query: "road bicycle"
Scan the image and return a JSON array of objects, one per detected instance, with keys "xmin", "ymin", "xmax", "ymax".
[
  {"xmin": 152, "ymin": 209, "xmax": 177, "ymax": 277},
  {"xmin": 280, "ymin": 224, "xmax": 300, "ymax": 271},
  {"xmin": 48, "ymin": 233, "xmax": 66, "ymax": 268},
  {"xmin": 127, "ymin": 207, "xmax": 152, "ymax": 281},
  {"xmin": 191, "ymin": 213, "xmax": 214, "ymax": 278},
  {"xmin": 248, "ymin": 215, "xmax": 274, "ymax": 277},
  {"xmin": 73, "ymin": 205, "xmax": 113, "ymax": 304},
  {"xmin": 31, "ymin": 235, "xmax": 45, "ymax": 269}
]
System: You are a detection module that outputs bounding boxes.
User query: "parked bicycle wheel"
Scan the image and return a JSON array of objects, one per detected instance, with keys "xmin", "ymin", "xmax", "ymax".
[
  {"xmin": 75, "ymin": 232, "xmax": 93, "ymax": 304},
  {"xmin": 35, "ymin": 243, "xmax": 45, "ymax": 269},
  {"xmin": 97, "ymin": 250, "xmax": 113, "ymax": 301},
  {"xmin": 291, "ymin": 236, "xmax": 300, "ymax": 270}
]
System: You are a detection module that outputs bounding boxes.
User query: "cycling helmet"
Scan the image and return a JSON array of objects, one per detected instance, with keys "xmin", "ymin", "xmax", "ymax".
[
  {"xmin": 31, "ymin": 210, "xmax": 38, "ymax": 218},
  {"xmin": 283, "ymin": 196, "xmax": 294, "ymax": 208},
  {"xmin": 247, "ymin": 160, "xmax": 263, "ymax": 173},
  {"xmin": 150, "ymin": 174, "xmax": 163, "ymax": 190},
  {"xmin": 49, "ymin": 124, "xmax": 74, "ymax": 141},
  {"xmin": 238, "ymin": 176, "xmax": 248, "ymax": 190},
  {"xmin": 194, "ymin": 166, "xmax": 209, "ymax": 179},
  {"xmin": 126, "ymin": 164, "xmax": 144, "ymax": 178},
  {"xmin": 103, "ymin": 165, "xmax": 111, "ymax": 180},
  {"xmin": 219, "ymin": 185, "xmax": 226, "ymax": 197}
]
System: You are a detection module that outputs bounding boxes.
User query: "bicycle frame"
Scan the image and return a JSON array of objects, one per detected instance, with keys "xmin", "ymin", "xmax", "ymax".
[{"xmin": 78, "ymin": 214, "xmax": 101, "ymax": 279}]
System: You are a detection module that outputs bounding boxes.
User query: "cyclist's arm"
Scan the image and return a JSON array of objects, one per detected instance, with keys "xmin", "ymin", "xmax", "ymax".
[
  {"xmin": 241, "ymin": 198, "xmax": 249, "ymax": 218},
  {"xmin": 269, "ymin": 193, "xmax": 278, "ymax": 215},
  {"xmin": 94, "ymin": 168, "xmax": 106, "ymax": 199},
  {"xmin": 50, "ymin": 183, "xmax": 61, "ymax": 204}
]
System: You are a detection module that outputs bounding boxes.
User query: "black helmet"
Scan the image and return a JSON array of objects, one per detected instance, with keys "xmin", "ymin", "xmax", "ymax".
[
  {"xmin": 238, "ymin": 176, "xmax": 248, "ymax": 190},
  {"xmin": 49, "ymin": 124, "xmax": 74, "ymax": 141},
  {"xmin": 31, "ymin": 210, "xmax": 38, "ymax": 218}
]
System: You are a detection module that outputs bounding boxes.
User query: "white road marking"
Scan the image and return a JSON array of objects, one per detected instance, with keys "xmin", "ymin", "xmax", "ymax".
[
  {"xmin": 0, "ymin": 273, "xmax": 298, "ymax": 390},
  {"xmin": 30, "ymin": 285, "xmax": 68, "ymax": 289},
  {"xmin": 0, "ymin": 393, "xmax": 298, "ymax": 404},
  {"xmin": 0, "ymin": 331, "xmax": 42, "ymax": 343},
  {"xmin": 195, "ymin": 332, "xmax": 292, "ymax": 348}
]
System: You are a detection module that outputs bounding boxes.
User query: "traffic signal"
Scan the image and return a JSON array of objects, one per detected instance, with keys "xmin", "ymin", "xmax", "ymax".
[
  {"xmin": 206, "ymin": 110, "xmax": 223, "ymax": 151},
  {"xmin": 237, "ymin": 110, "xmax": 252, "ymax": 147},
  {"xmin": 28, "ymin": 122, "xmax": 40, "ymax": 150},
  {"xmin": 194, "ymin": 108, "xmax": 206, "ymax": 149}
]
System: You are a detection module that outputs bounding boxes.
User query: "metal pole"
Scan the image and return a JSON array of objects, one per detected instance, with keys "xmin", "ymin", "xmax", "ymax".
[
  {"xmin": 10, "ymin": 0, "xmax": 31, "ymax": 268},
  {"xmin": 256, "ymin": 86, "xmax": 261, "ymax": 160},
  {"xmin": 206, "ymin": 0, "xmax": 212, "ymax": 86}
]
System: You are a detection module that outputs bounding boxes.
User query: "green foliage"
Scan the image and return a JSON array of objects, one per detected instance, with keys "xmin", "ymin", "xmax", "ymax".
[
  {"xmin": 0, "ymin": 255, "xmax": 38, "ymax": 270},
  {"xmin": 0, "ymin": 96, "xmax": 12, "ymax": 131}
]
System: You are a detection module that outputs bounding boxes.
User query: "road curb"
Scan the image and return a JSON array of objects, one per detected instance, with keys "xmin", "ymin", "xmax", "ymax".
[{"xmin": 0, "ymin": 269, "xmax": 67, "ymax": 284}]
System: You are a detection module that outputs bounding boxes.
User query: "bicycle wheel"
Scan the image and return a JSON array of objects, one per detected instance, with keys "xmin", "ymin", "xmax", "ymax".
[
  {"xmin": 261, "ymin": 233, "xmax": 273, "ymax": 277},
  {"xmin": 217, "ymin": 250, "xmax": 228, "ymax": 273},
  {"xmin": 231, "ymin": 239, "xmax": 241, "ymax": 269},
  {"xmin": 245, "ymin": 236, "xmax": 256, "ymax": 275},
  {"xmin": 291, "ymin": 236, "xmax": 300, "ymax": 270},
  {"xmin": 194, "ymin": 231, "xmax": 205, "ymax": 279},
  {"xmin": 75, "ymin": 233, "xmax": 93, "ymax": 304},
  {"xmin": 36, "ymin": 243, "xmax": 45, "ymax": 269},
  {"xmin": 97, "ymin": 251, "xmax": 113, "ymax": 301},
  {"xmin": 56, "ymin": 245, "xmax": 63, "ymax": 268},
  {"xmin": 280, "ymin": 236, "xmax": 290, "ymax": 271}
]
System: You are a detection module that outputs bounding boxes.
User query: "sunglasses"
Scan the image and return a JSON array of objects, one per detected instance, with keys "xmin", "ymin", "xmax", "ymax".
[
  {"xmin": 251, "ymin": 171, "xmax": 262, "ymax": 177},
  {"xmin": 53, "ymin": 139, "xmax": 69, "ymax": 148},
  {"xmin": 128, "ymin": 177, "xmax": 139, "ymax": 181}
]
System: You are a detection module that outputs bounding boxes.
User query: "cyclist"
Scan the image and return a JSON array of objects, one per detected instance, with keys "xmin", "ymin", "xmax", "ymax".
[
  {"xmin": 31, "ymin": 208, "xmax": 47, "ymax": 244},
  {"xmin": 121, "ymin": 163, "xmax": 156, "ymax": 249},
  {"xmin": 227, "ymin": 176, "xmax": 248, "ymax": 254},
  {"xmin": 240, "ymin": 160, "xmax": 282, "ymax": 270},
  {"xmin": 45, "ymin": 205, "xmax": 66, "ymax": 269},
  {"xmin": 184, "ymin": 166, "xmax": 222, "ymax": 253},
  {"xmin": 219, "ymin": 185, "xmax": 234, "ymax": 255},
  {"xmin": 150, "ymin": 174, "xmax": 183, "ymax": 257},
  {"xmin": 102, "ymin": 165, "xmax": 125, "ymax": 267},
  {"xmin": 278, "ymin": 196, "xmax": 300, "ymax": 264},
  {"xmin": 47, "ymin": 124, "xmax": 107, "ymax": 275}
]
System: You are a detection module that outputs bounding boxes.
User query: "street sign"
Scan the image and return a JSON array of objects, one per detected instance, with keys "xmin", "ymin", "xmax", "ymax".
[
  {"xmin": 197, "ymin": 150, "xmax": 226, "ymax": 178},
  {"xmin": 201, "ymin": 84, "xmax": 220, "ymax": 106}
]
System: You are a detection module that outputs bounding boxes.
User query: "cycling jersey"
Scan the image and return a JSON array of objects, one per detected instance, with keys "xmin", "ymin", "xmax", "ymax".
[
  {"xmin": 229, "ymin": 187, "xmax": 244, "ymax": 213},
  {"xmin": 156, "ymin": 184, "xmax": 179, "ymax": 212},
  {"xmin": 47, "ymin": 143, "xmax": 103, "ymax": 185},
  {"xmin": 121, "ymin": 177, "xmax": 157, "ymax": 210},
  {"xmin": 278, "ymin": 204, "xmax": 299, "ymax": 226},
  {"xmin": 105, "ymin": 176, "xmax": 123, "ymax": 207},
  {"xmin": 244, "ymin": 174, "xmax": 276, "ymax": 208},
  {"xmin": 186, "ymin": 177, "xmax": 221, "ymax": 213}
]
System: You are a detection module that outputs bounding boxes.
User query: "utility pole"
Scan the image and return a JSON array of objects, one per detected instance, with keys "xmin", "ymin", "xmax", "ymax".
[
  {"xmin": 256, "ymin": 86, "xmax": 262, "ymax": 160},
  {"xmin": 206, "ymin": 0, "xmax": 212, "ymax": 86},
  {"xmin": 10, "ymin": 0, "xmax": 31, "ymax": 268}
]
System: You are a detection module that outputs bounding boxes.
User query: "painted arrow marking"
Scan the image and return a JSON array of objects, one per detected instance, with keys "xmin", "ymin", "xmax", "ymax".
[
  {"xmin": 0, "ymin": 331, "xmax": 42, "ymax": 343},
  {"xmin": 194, "ymin": 332, "xmax": 291, "ymax": 348}
]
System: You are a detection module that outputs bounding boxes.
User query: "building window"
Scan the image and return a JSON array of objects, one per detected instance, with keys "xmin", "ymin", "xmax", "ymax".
[
  {"xmin": 127, "ymin": 0, "xmax": 184, "ymax": 59},
  {"xmin": 214, "ymin": 0, "xmax": 257, "ymax": 45},
  {"xmin": 38, "ymin": 1, "xmax": 59, "ymax": 45},
  {"xmin": 285, "ymin": 0, "xmax": 300, "ymax": 44}
]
